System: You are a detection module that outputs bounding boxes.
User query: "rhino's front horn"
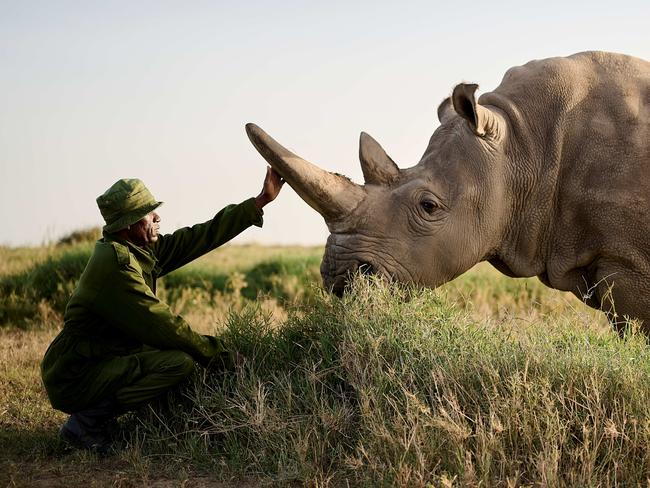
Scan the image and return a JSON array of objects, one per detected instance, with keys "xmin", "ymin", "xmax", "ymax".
[{"xmin": 246, "ymin": 123, "xmax": 366, "ymax": 221}]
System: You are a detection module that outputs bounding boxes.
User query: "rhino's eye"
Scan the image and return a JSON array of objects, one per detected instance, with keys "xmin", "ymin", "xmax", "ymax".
[{"xmin": 420, "ymin": 199, "xmax": 438, "ymax": 214}]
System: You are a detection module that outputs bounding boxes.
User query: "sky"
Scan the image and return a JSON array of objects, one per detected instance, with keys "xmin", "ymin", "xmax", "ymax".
[{"xmin": 1, "ymin": 0, "xmax": 648, "ymax": 247}]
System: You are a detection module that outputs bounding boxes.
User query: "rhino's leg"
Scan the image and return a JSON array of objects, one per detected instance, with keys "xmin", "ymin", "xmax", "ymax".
[{"xmin": 583, "ymin": 264, "xmax": 650, "ymax": 336}]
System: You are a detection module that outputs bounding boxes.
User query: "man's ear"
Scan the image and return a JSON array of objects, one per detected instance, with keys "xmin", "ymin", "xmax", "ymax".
[
  {"xmin": 437, "ymin": 97, "xmax": 455, "ymax": 124},
  {"xmin": 452, "ymin": 83, "xmax": 493, "ymax": 137}
]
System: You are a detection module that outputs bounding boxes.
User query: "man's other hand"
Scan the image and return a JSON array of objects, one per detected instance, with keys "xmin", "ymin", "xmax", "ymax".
[{"xmin": 206, "ymin": 350, "xmax": 245, "ymax": 372}]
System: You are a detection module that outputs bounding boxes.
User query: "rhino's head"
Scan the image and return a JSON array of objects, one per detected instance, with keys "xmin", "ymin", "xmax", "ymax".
[{"xmin": 247, "ymin": 84, "xmax": 510, "ymax": 295}]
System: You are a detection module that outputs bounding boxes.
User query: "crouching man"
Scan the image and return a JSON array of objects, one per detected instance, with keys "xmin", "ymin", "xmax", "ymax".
[{"xmin": 41, "ymin": 168, "xmax": 283, "ymax": 453}]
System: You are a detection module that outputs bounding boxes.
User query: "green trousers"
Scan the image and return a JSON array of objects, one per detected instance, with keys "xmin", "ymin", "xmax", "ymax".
[{"xmin": 105, "ymin": 349, "xmax": 195, "ymax": 412}]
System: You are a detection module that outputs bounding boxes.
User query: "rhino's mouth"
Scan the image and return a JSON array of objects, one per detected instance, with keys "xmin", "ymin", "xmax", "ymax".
[
  {"xmin": 321, "ymin": 233, "xmax": 417, "ymax": 296},
  {"xmin": 359, "ymin": 262, "xmax": 376, "ymax": 276},
  {"xmin": 321, "ymin": 240, "xmax": 388, "ymax": 296},
  {"xmin": 327, "ymin": 261, "xmax": 377, "ymax": 297}
]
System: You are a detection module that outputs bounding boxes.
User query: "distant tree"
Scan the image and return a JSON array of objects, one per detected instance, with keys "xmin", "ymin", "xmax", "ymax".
[{"xmin": 56, "ymin": 227, "xmax": 102, "ymax": 246}]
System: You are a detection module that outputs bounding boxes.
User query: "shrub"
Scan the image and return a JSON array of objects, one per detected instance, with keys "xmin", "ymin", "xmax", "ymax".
[{"xmin": 161, "ymin": 254, "xmax": 322, "ymax": 306}]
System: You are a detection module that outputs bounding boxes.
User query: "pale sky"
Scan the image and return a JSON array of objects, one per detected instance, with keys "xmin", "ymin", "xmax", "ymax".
[{"xmin": 1, "ymin": 1, "xmax": 648, "ymax": 247}]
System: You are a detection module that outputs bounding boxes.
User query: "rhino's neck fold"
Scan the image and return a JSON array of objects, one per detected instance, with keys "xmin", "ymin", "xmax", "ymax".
[{"xmin": 484, "ymin": 96, "xmax": 561, "ymax": 279}]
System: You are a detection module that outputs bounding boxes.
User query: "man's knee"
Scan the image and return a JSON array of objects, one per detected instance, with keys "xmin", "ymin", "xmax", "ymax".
[
  {"xmin": 161, "ymin": 351, "xmax": 195, "ymax": 379},
  {"xmin": 137, "ymin": 350, "xmax": 196, "ymax": 381},
  {"xmin": 112, "ymin": 351, "xmax": 196, "ymax": 412}
]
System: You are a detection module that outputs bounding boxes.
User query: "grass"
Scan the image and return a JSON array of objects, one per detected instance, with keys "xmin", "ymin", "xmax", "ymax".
[
  {"xmin": 128, "ymin": 278, "xmax": 648, "ymax": 486},
  {"xmin": 0, "ymin": 238, "xmax": 646, "ymax": 487}
]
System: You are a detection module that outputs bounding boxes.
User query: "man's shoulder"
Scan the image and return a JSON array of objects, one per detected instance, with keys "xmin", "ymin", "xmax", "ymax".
[
  {"xmin": 108, "ymin": 240, "xmax": 132, "ymax": 266},
  {"xmin": 90, "ymin": 240, "xmax": 132, "ymax": 269},
  {"xmin": 66, "ymin": 240, "xmax": 135, "ymax": 308}
]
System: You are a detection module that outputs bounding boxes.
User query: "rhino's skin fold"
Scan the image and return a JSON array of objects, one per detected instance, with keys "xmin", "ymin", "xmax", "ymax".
[{"xmin": 247, "ymin": 51, "xmax": 650, "ymax": 333}]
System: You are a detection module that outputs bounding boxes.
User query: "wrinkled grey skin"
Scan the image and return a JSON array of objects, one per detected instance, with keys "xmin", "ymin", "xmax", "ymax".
[{"xmin": 247, "ymin": 51, "xmax": 650, "ymax": 331}]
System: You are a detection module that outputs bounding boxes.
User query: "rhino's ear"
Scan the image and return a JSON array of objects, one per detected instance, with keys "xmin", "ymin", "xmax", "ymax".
[
  {"xmin": 359, "ymin": 132, "xmax": 400, "ymax": 186},
  {"xmin": 437, "ymin": 97, "xmax": 455, "ymax": 124},
  {"xmin": 452, "ymin": 83, "xmax": 494, "ymax": 137}
]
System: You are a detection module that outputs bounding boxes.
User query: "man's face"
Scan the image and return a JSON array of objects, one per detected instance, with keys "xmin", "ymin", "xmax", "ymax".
[{"xmin": 126, "ymin": 211, "xmax": 161, "ymax": 247}]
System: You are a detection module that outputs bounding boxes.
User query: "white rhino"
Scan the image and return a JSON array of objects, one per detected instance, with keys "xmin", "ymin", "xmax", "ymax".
[{"xmin": 247, "ymin": 51, "xmax": 650, "ymax": 331}]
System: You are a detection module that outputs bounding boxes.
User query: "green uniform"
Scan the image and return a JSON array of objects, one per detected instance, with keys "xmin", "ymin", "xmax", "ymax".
[{"xmin": 41, "ymin": 198, "xmax": 262, "ymax": 414}]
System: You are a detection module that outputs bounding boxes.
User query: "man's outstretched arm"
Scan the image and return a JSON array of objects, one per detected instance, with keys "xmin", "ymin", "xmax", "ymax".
[{"xmin": 152, "ymin": 167, "xmax": 284, "ymax": 275}]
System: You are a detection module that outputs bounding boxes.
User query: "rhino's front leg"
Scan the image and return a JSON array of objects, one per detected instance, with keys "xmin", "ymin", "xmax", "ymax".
[{"xmin": 584, "ymin": 263, "xmax": 650, "ymax": 335}]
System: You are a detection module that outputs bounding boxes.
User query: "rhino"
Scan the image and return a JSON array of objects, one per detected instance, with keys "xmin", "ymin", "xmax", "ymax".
[{"xmin": 246, "ymin": 51, "xmax": 650, "ymax": 331}]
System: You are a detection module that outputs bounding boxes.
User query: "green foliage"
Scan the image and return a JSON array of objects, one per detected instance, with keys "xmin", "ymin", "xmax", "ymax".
[
  {"xmin": 0, "ymin": 245, "xmax": 93, "ymax": 328},
  {"xmin": 241, "ymin": 253, "xmax": 322, "ymax": 301},
  {"xmin": 163, "ymin": 253, "xmax": 321, "ymax": 301},
  {"xmin": 0, "ymin": 241, "xmax": 323, "ymax": 328}
]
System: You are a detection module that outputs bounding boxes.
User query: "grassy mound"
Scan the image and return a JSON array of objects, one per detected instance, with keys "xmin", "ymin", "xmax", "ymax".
[
  {"xmin": 56, "ymin": 227, "xmax": 102, "ymax": 247},
  {"xmin": 130, "ymin": 277, "xmax": 650, "ymax": 486}
]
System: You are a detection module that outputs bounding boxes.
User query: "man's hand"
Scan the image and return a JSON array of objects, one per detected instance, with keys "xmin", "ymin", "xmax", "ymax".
[
  {"xmin": 255, "ymin": 167, "xmax": 284, "ymax": 212},
  {"xmin": 206, "ymin": 350, "xmax": 245, "ymax": 372}
]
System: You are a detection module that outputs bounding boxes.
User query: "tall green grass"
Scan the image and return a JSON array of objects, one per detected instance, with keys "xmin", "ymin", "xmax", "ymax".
[{"xmin": 128, "ymin": 277, "xmax": 650, "ymax": 487}]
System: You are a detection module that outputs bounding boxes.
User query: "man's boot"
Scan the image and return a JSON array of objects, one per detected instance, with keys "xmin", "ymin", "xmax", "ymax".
[{"xmin": 59, "ymin": 400, "xmax": 116, "ymax": 455}]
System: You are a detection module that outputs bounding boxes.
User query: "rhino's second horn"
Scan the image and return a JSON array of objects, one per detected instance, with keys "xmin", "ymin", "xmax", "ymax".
[{"xmin": 358, "ymin": 132, "xmax": 400, "ymax": 185}]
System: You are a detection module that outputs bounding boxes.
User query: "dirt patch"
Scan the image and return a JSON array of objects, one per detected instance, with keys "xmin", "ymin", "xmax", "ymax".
[{"xmin": 1, "ymin": 459, "xmax": 260, "ymax": 488}]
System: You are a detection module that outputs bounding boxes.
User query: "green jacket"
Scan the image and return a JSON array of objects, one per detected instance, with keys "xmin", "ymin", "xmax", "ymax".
[{"xmin": 41, "ymin": 198, "xmax": 262, "ymax": 412}]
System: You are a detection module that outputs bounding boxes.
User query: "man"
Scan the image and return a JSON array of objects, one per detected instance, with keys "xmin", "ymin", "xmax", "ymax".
[{"xmin": 41, "ymin": 167, "xmax": 284, "ymax": 453}]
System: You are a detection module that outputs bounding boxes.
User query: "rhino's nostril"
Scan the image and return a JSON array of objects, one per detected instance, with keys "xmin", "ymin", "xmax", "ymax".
[
  {"xmin": 359, "ymin": 262, "xmax": 375, "ymax": 276},
  {"xmin": 330, "ymin": 276, "xmax": 347, "ymax": 297}
]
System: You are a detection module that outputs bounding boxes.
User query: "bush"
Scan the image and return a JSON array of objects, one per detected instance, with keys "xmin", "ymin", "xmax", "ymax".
[{"xmin": 161, "ymin": 254, "xmax": 322, "ymax": 306}]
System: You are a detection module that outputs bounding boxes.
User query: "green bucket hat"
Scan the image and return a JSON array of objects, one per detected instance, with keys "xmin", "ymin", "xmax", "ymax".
[{"xmin": 97, "ymin": 178, "xmax": 163, "ymax": 233}]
